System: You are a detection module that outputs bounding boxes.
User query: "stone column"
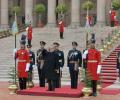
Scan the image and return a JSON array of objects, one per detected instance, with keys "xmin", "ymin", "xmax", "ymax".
[
  {"xmin": 70, "ymin": 0, "xmax": 80, "ymax": 28},
  {"xmin": 25, "ymin": 0, "xmax": 33, "ymax": 25},
  {"xmin": 1, "ymin": 0, "xmax": 8, "ymax": 28},
  {"xmin": 47, "ymin": 0, "xmax": 56, "ymax": 27},
  {"xmin": 59, "ymin": 0, "xmax": 64, "ymax": 3},
  {"xmin": 96, "ymin": 0, "xmax": 106, "ymax": 26}
]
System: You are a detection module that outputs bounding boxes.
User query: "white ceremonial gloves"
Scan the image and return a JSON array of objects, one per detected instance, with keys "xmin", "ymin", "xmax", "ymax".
[
  {"xmin": 97, "ymin": 65, "xmax": 102, "ymax": 74},
  {"xmin": 26, "ymin": 27, "xmax": 29, "ymax": 31},
  {"xmin": 60, "ymin": 67, "xmax": 63, "ymax": 71},
  {"xmin": 13, "ymin": 48, "xmax": 17, "ymax": 58},
  {"xmin": 32, "ymin": 65, "xmax": 37, "ymax": 70},
  {"xmin": 82, "ymin": 50, "xmax": 88, "ymax": 59},
  {"xmin": 116, "ymin": 69, "xmax": 119, "ymax": 73},
  {"xmin": 25, "ymin": 63, "xmax": 30, "ymax": 72}
]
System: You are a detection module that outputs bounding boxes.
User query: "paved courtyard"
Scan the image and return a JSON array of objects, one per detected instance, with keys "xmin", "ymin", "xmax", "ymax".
[{"xmin": 0, "ymin": 27, "xmax": 120, "ymax": 99}]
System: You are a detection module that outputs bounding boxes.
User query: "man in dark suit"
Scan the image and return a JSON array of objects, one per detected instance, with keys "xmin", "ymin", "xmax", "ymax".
[
  {"xmin": 67, "ymin": 41, "xmax": 82, "ymax": 89},
  {"xmin": 53, "ymin": 42, "xmax": 64, "ymax": 88},
  {"xmin": 43, "ymin": 45, "xmax": 59, "ymax": 91}
]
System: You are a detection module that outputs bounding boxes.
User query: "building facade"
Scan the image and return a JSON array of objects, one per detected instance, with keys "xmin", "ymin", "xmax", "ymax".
[{"xmin": 0, "ymin": 0, "xmax": 112, "ymax": 28}]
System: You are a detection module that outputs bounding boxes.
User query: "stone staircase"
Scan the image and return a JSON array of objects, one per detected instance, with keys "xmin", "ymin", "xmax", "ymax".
[
  {"xmin": 0, "ymin": 27, "xmax": 118, "ymax": 85},
  {"xmin": 101, "ymin": 45, "xmax": 120, "ymax": 83}
]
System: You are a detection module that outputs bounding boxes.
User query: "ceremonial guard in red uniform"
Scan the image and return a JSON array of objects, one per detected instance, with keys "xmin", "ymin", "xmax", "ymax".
[
  {"xmin": 26, "ymin": 24, "xmax": 32, "ymax": 46},
  {"xmin": 109, "ymin": 9, "xmax": 116, "ymax": 27},
  {"xmin": 58, "ymin": 20, "xmax": 64, "ymax": 39},
  {"xmin": 15, "ymin": 40, "xmax": 30, "ymax": 90},
  {"xmin": 83, "ymin": 40, "xmax": 101, "ymax": 96}
]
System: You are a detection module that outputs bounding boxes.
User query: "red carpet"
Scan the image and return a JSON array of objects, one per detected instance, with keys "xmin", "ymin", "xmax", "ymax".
[
  {"xmin": 101, "ymin": 45, "xmax": 120, "ymax": 83},
  {"xmin": 101, "ymin": 89, "xmax": 120, "ymax": 95},
  {"xmin": 17, "ymin": 45, "xmax": 120, "ymax": 97},
  {"xmin": 17, "ymin": 84, "xmax": 84, "ymax": 97}
]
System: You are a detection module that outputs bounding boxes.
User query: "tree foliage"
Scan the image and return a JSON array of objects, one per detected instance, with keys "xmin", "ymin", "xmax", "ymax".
[{"xmin": 82, "ymin": 0, "xmax": 95, "ymax": 11}]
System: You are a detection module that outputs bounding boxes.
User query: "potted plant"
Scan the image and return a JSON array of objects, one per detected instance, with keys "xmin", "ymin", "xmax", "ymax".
[
  {"xmin": 34, "ymin": 4, "xmax": 46, "ymax": 27},
  {"xmin": 56, "ymin": 3, "xmax": 68, "ymax": 21},
  {"xmin": 112, "ymin": 0, "xmax": 120, "ymax": 10},
  {"xmin": 82, "ymin": 0, "xmax": 95, "ymax": 27},
  {"xmin": 8, "ymin": 66, "xmax": 18, "ymax": 94},
  {"xmin": 82, "ymin": 71, "xmax": 92, "ymax": 97}
]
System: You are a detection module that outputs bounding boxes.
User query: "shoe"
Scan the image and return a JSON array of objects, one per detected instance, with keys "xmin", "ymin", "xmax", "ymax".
[{"xmin": 92, "ymin": 93, "xmax": 97, "ymax": 97}]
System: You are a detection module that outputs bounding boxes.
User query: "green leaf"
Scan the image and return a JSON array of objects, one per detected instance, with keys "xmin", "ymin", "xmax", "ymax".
[
  {"xmin": 112, "ymin": 0, "xmax": 120, "ymax": 10},
  {"xmin": 82, "ymin": 0, "xmax": 95, "ymax": 10},
  {"xmin": 56, "ymin": 3, "xmax": 68, "ymax": 14},
  {"xmin": 34, "ymin": 4, "xmax": 46, "ymax": 14},
  {"xmin": 11, "ymin": 6, "xmax": 21, "ymax": 16}
]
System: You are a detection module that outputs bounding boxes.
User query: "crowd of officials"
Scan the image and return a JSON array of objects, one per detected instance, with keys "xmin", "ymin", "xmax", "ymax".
[{"xmin": 14, "ymin": 27, "xmax": 102, "ymax": 97}]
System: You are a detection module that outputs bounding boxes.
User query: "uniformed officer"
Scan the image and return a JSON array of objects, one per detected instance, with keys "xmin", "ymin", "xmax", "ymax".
[
  {"xmin": 27, "ymin": 45, "xmax": 35, "ymax": 83},
  {"xmin": 83, "ymin": 40, "xmax": 101, "ymax": 96},
  {"xmin": 26, "ymin": 24, "xmax": 32, "ymax": 46},
  {"xmin": 15, "ymin": 40, "xmax": 30, "ymax": 90},
  {"xmin": 53, "ymin": 42, "xmax": 64, "ymax": 88},
  {"xmin": 67, "ymin": 42, "xmax": 82, "ymax": 89},
  {"xmin": 36, "ymin": 41, "xmax": 47, "ymax": 87},
  {"xmin": 58, "ymin": 19, "xmax": 64, "ymax": 39},
  {"xmin": 109, "ymin": 9, "xmax": 116, "ymax": 27}
]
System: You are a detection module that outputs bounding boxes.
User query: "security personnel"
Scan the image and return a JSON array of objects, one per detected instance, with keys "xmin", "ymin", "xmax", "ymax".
[
  {"xmin": 83, "ymin": 40, "xmax": 101, "ymax": 96},
  {"xmin": 53, "ymin": 42, "xmax": 64, "ymax": 88},
  {"xmin": 36, "ymin": 41, "xmax": 47, "ymax": 87},
  {"xmin": 26, "ymin": 24, "xmax": 32, "ymax": 46},
  {"xmin": 109, "ymin": 9, "xmax": 116, "ymax": 27},
  {"xmin": 58, "ymin": 19, "xmax": 64, "ymax": 39},
  {"xmin": 15, "ymin": 40, "xmax": 30, "ymax": 90},
  {"xmin": 27, "ymin": 45, "xmax": 35, "ymax": 83},
  {"xmin": 67, "ymin": 42, "xmax": 82, "ymax": 89}
]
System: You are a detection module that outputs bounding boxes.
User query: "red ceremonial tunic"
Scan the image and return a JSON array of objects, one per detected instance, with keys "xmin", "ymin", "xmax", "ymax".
[
  {"xmin": 27, "ymin": 26, "xmax": 32, "ymax": 40},
  {"xmin": 16, "ymin": 49, "xmax": 30, "ymax": 78},
  {"xmin": 59, "ymin": 21, "xmax": 64, "ymax": 32},
  {"xmin": 109, "ymin": 10, "xmax": 116, "ymax": 21},
  {"xmin": 87, "ymin": 49, "xmax": 101, "ymax": 80}
]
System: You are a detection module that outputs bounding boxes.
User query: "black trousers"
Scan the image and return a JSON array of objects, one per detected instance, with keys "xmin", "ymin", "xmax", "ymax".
[
  {"xmin": 19, "ymin": 78, "xmax": 27, "ymax": 90},
  {"xmin": 91, "ymin": 80, "xmax": 97, "ymax": 94},
  {"xmin": 111, "ymin": 21, "xmax": 115, "ymax": 27},
  {"xmin": 70, "ymin": 70, "xmax": 78, "ymax": 89},
  {"xmin": 28, "ymin": 67, "xmax": 33, "ymax": 82},
  {"xmin": 60, "ymin": 32, "xmax": 63, "ymax": 39},
  {"xmin": 55, "ymin": 73, "xmax": 61, "ymax": 88},
  {"xmin": 28, "ymin": 39, "xmax": 31, "ymax": 46},
  {"xmin": 48, "ymin": 80, "xmax": 56, "ymax": 91},
  {"xmin": 38, "ymin": 68, "xmax": 45, "ymax": 87}
]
